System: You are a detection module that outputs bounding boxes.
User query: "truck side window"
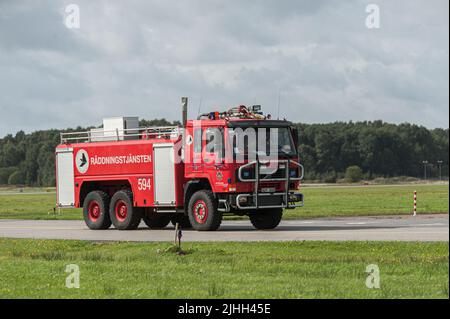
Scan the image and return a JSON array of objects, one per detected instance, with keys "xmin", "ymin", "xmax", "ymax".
[
  {"xmin": 194, "ymin": 128, "xmax": 202, "ymax": 154},
  {"xmin": 205, "ymin": 127, "xmax": 224, "ymax": 159}
]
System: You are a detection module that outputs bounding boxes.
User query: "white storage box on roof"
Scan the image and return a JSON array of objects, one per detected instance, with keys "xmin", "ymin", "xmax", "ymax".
[{"xmin": 90, "ymin": 117, "xmax": 139, "ymax": 142}]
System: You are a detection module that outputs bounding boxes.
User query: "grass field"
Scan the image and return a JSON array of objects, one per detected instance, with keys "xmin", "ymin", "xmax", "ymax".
[
  {"xmin": 0, "ymin": 184, "xmax": 447, "ymax": 220},
  {"xmin": 0, "ymin": 238, "xmax": 447, "ymax": 299},
  {"xmin": 284, "ymin": 183, "xmax": 449, "ymax": 218},
  {"xmin": 0, "ymin": 192, "xmax": 81, "ymax": 220}
]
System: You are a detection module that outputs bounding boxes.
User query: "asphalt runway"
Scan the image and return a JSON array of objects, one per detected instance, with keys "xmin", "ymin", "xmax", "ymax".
[{"xmin": 0, "ymin": 214, "xmax": 447, "ymax": 242}]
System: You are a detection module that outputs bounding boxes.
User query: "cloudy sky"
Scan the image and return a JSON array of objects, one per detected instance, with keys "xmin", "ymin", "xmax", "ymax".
[{"xmin": 0, "ymin": 0, "xmax": 448, "ymax": 136}]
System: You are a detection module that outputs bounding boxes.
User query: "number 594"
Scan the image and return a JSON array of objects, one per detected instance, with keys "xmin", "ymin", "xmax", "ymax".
[{"xmin": 137, "ymin": 178, "xmax": 151, "ymax": 191}]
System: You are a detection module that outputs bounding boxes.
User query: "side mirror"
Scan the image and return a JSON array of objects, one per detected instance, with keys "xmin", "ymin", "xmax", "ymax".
[{"xmin": 291, "ymin": 127, "xmax": 299, "ymax": 146}]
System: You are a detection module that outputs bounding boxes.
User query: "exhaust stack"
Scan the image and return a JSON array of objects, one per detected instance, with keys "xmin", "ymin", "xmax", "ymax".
[{"xmin": 181, "ymin": 97, "xmax": 188, "ymax": 127}]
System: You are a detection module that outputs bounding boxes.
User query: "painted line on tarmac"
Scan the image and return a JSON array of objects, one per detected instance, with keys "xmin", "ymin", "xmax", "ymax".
[
  {"xmin": 0, "ymin": 226, "xmax": 81, "ymax": 230},
  {"xmin": 0, "ymin": 192, "xmax": 56, "ymax": 196}
]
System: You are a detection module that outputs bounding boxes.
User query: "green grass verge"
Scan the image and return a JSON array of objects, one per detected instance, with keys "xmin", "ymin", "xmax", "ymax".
[
  {"xmin": 1, "ymin": 184, "xmax": 447, "ymax": 220},
  {"xmin": 284, "ymin": 184, "xmax": 449, "ymax": 219},
  {"xmin": 0, "ymin": 193, "xmax": 81, "ymax": 220},
  {"xmin": 0, "ymin": 238, "xmax": 447, "ymax": 299}
]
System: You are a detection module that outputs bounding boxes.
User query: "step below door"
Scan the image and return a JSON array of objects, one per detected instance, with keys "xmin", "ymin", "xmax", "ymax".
[{"xmin": 153, "ymin": 144, "xmax": 176, "ymax": 206}]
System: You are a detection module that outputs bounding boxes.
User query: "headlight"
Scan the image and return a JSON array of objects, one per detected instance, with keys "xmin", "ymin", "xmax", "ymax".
[
  {"xmin": 289, "ymin": 168, "xmax": 298, "ymax": 177},
  {"xmin": 238, "ymin": 196, "xmax": 248, "ymax": 203},
  {"xmin": 289, "ymin": 193, "xmax": 303, "ymax": 202},
  {"xmin": 239, "ymin": 168, "xmax": 254, "ymax": 180}
]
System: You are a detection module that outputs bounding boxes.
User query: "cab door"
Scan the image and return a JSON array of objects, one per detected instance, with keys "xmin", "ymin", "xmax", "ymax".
[
  {"xmin": 185, "ymin": 125, "xmax": 224, "ymax": 179},
  {"xmin": 192, "ymin": 126, "xmax": 203, "ymax": 172},
  {"xmin": 203, "ymin": 127, "xmax": 224, "ymax": 167}
]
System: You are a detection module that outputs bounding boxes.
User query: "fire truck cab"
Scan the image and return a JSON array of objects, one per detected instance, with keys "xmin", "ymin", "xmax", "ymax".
[{"xmin": 55, "ymin": 99, "xmax": 304, "ymax": 231}]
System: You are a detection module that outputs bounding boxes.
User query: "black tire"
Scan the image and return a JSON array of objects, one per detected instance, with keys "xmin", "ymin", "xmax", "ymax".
[
  {"xmin": 188, "ymin": 190, "xmax": 222, "ymax": 231},
  {"xmin": 143, "ymin": 213, "xmax": 171, "ymax": 229},
  {"xmin": 83, "ymin": 191, "xmax": 112, "ymax": 230},
  {"xmin": 249, "ymin": 208, "xmax": 283, "ymax": 230},
  {"xmin": 109, "ymin": 190, "xmax": 142, "ymax": 230},
  {"xmin": 170, "ymin": 215, "xmax": 193, "ymax": 229}
]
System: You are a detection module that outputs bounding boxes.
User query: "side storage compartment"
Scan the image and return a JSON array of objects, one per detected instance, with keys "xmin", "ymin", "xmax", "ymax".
[
  {"xmin": 153, "ymin": 144, "xmax": 176, "ymax": 206},
  {"xmin": 56, "ymin": 148, "xmax": 75, "ymax": 207}
]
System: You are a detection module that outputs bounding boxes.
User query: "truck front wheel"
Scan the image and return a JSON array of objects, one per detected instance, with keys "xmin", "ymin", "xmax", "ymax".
[
  {"xmin": 249, "ymin": 208, "xmax": 283, "ymax": 230},
  {"xmin": 109, "ymin": 190, "xmax": 142, "ymax": 230},
  {"xmin": 83, "ymin": 191, "xmax": 112, "ymax": 230},
  {"xmin": 188, "ymin": 190, "xmax": 222, "ymax": 231}
]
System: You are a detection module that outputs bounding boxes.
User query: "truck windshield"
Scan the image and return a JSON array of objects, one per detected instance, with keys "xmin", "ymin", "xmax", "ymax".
[{"xmin": 228, "ymin": 127, "xmax": 297, "ymax": 158}]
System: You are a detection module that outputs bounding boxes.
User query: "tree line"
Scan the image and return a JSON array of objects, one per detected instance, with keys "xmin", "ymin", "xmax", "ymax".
[
  {"xmin": 0, "ymin": 119, "xmax": 448, "ymax": 186},
  {"xmin": 295, "ymin": 121, "xmax": 448, "ymax": 181},
  {"xmin": 0, "ymin": 119, "xmax": 177, "ymax": 186}
]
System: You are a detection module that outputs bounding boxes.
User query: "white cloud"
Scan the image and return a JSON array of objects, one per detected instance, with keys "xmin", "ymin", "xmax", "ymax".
[{"xmin": 0, "ymin": 0, "xmax": 448, "ymax": 136}]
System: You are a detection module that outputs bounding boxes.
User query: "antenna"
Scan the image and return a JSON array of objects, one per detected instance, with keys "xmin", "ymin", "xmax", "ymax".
[
  {"xmin": 196, "ymin": 97, "xmax": 203, "ymax": 118},
  {"xmin": 276, "ymin": 89, "xmax": 281, "ymax": 120}
]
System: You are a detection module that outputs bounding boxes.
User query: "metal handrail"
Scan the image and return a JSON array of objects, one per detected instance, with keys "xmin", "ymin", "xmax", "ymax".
[{"xmin": 60, "ymin": 126, "xmax": 180, "ymax": 144}]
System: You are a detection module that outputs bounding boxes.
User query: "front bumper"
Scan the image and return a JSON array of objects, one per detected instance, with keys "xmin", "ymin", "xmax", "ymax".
[
  {"xmin": 236, "ymin": 192, "xmax": 304, "ymax": 210},
  {"xmin": 218, "ymin": 159, "xmax": 305, "ymax": 211}
]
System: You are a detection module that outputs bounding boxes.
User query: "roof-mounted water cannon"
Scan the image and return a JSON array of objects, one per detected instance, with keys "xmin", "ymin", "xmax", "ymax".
[{"xmin": 197, "ymin": 104, "xmax": 270, "ymax": 120}]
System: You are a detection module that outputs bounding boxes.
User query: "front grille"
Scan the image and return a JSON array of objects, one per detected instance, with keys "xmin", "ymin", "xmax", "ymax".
[
  {"xmin": 258, "ymin": 182, "xmax": 278, "ymax": 188},
  {"xmin": 260, "ymin": 168, "xmax": 286, "ymax": 180},
  {"xmin": 237, "ymin": 162, "xmax": 300, "ymax": 182}
]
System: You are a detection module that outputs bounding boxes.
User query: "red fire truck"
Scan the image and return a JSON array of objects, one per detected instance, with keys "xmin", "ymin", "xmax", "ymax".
[{"xmin": 55, "ymin": 98, "xmax": 304, "ymax": 231}]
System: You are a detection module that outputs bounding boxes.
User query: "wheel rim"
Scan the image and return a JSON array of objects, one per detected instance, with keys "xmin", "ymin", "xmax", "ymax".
[
  {"xmin": 115, "ymin": 200, "xmax": 128, "ymax": 222},
  {"xmin": 193, "ymin": 200, "xmax": 208, "ymax": 224},
  {"xmin": 88, "ymin": 200, "xmax": 101, "ymax": 222}
]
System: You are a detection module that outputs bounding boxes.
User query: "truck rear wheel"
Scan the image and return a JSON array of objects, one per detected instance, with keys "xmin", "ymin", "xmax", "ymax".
[
  {"xmin": 143, "ymin": 213, "xmax": 171, "ymax": 229},
  {"xmin": 249, "ymin": 208, "xmax": 283, "ymax": 230},
  {"xmin": 83, "ymin": 191, "xmax": 112, "ymax": 230},
  {"xmin": 109, "ymin": 190, "xmax": 142, "ymax": 230},
  {"xmin": 171, "ymin": 215, "xmax": 193, "ymax": 229},
  {"xmin": 188, "ymin": 190, "xmax": 222, "ymax": 231}
]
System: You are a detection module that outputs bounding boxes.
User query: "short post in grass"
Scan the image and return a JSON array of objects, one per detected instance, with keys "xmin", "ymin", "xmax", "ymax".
[
  {"xmin": 413, "ymin": 190, "xmax": 417, "ymax": 216},
  {"xmin": 174, "ymin": 222, "xmax": 179, "ymax": 246},
  {"xmin": 48, "ymin": 207, "xmax": 57, "ymax": 216},
  {"xmin": 177, "ymin": 227, "xmax": 183, "ymax": 249},
  {"xmin": 173, "ymin": 222, "xmax": 183, "ymax": 253}
]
